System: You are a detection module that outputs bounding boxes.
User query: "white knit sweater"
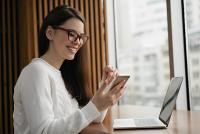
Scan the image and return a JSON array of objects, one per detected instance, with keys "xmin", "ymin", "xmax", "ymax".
[{"xmin": 13, "ymin": 58, "xmax": 107, "ymax": 134}]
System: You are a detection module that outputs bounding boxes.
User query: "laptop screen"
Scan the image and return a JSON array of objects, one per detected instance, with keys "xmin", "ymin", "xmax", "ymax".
[{"xmin": 159, "ymin": 77, "xmax": 183, "ymax": 126}]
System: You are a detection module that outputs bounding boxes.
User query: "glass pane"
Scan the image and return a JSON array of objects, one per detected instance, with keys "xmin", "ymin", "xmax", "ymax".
[
  {"xmin": 185, "ymin": 0, "xmax": 200, "ymax": 110},
  {"xmin": 114, "ymin": 0, "xmax": 170, "ymax": 107}
]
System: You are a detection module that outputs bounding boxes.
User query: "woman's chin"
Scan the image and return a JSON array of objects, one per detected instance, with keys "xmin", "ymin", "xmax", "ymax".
[{"xmin": 65, "ymin": 55, "xmax": 75, "ymax": 60}]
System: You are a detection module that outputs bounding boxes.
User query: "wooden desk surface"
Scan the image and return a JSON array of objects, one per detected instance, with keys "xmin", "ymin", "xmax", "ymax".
[{"xmin": 81, "ymin": 105, "xmax": 200, "ymax": 134}]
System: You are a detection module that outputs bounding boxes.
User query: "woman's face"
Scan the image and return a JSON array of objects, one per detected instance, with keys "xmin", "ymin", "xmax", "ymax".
[{"xmin": 47, "ymin": 18, "xmax": 85, "ymax": 60}]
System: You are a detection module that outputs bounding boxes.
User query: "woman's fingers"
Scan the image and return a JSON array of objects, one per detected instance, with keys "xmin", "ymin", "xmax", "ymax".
[
  {"xmin": 105, "ymin": 81, "xmax": 126, "ymax": 106},
  {"xmin": 109, "ymin": 80, "xmax": 126, "ymax": 94},
  {"xmin": 98, "ymin": 71, "xmax": 117, "ymax": 95},
  {"xmin": 107, "ymin": 87, "xmax": 125, "ymax": 106},
  {"xmin": 103, "ymin": 65, "xmax": 118, "ymax": 84},
  {"xmin": 93, "ymin": 65, "xmax": 126, "ymax": 110},
  {"xmin": 93, "ymin": 81, "xmax": 126, "ymax": 111},
  {"xmin": 106, "ymin": 69, "xmax": 119, "ymax": 85},
  {"xmin": 98, "ymin": 80, "xmax": 108, "ymax": 94},
  {"xmin": 115, "ymin": 87, "xmax": 125, "ymax": 100},
  {"xmin": 104, "ymin": 65, "xmax": 114, "ymax": 72}
]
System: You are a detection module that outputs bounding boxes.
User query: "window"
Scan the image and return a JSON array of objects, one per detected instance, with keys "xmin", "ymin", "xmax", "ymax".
[
  {"xmin": 185, "ymin": 0, "xmax": 200, "ymax": 110},
  {"xmin": 107, "ymin": 0, "xmax": 200, "ymax": 110},
  {"xmin": 112, "ymin": 0, "xmax": 170, "ymax": 107},
  {"xmin": 192, "ymin": 59, "xmax": 199, "ymax": 66}
]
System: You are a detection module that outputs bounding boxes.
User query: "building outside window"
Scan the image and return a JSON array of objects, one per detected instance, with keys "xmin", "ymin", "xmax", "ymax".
[{"xmin": 113, "ymin": 0, "xmax": 170, "ymax": 107}]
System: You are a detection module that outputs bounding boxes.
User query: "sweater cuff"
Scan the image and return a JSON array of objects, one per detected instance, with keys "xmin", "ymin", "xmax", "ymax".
[{"xmin": 81, "ymin": 101, "xmax": 100, "ymax": 123}]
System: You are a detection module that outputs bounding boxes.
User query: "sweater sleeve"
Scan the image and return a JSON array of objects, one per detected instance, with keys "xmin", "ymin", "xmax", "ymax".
[
  {"xmin": 20, "ymin": 66, "xmax": 100, "ymax": 134},
  {"xmin": 93, "ymin": 109, "xmax": 108, "ymax": 123}
]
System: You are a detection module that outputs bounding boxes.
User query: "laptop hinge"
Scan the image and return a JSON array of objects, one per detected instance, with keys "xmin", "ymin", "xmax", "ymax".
[{"xmin": 159, "ymin": 117, "xmax": 169, "ymax": 127}]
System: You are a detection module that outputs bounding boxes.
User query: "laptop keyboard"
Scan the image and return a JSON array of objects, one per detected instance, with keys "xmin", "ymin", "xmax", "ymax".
[{"xmin": 134, "ymin": 118, "xmax": 161, "ymax": 126}]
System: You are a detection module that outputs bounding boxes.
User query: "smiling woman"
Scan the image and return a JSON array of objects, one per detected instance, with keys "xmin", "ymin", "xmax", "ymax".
[
  {"xmin": 13, "ymin": 5, "xmax": 126, "ymax": 134},
  {"xmin": 1, "ymin": 1, "xmax": 110, "ymax": 134}
]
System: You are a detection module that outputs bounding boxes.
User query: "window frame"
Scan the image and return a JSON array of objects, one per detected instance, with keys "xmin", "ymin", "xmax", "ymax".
[{"xmin": 168, "ymin": 0, "xmax": 190, "ymax": 110}]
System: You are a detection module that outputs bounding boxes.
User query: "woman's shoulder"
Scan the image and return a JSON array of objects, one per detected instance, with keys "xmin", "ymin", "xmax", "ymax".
[
  {"xmin": 15, "ymin": 58, "xmax": 51, "ymax": 88},
  {"xmin": 19, "ymin": 58, "xmax": 51, "ymax": 79},
  {"xmin": 17, "ymin": 58, "xmax": 61, "ymax": 84},
  {"xmin": 23, "ymin": 58, "xmax": 48, "ymax": 73}
]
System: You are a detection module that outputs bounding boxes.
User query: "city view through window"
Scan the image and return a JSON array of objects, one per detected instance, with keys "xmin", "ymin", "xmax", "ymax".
[
  {"xmin": 114, "ymin": 0, "xmax": 170, "ymax": 107},
  {"xmin": 185, "ymin": 0, "xmax": 200, "ymax": 110}
]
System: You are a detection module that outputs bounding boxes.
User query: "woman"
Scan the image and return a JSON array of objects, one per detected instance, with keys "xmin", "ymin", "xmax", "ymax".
[{"xmin": 13, "ymin": 5, "xmax": 126, "ymax": 134}]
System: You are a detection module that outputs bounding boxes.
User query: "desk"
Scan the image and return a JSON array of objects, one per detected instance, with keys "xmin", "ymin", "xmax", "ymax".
[{"xmin": 81, "ymin": 105, "xmax": 200, "ymax": 134}]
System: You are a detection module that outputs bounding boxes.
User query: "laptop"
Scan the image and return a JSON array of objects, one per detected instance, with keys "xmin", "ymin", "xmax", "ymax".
[{"xmin": 113, "ymin": 77, "xmax": 183, "ymax": 129}]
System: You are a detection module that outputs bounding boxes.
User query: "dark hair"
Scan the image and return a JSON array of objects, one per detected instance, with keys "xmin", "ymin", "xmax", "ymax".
[{"xmin": 39, "ymin": 5, "xmax": 90, "ymax": 106}]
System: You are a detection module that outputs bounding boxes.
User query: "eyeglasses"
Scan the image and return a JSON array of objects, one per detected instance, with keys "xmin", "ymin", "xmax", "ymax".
[{"xmin": 53, "ymin": 26, "xmax": 89, "ymax": 45}]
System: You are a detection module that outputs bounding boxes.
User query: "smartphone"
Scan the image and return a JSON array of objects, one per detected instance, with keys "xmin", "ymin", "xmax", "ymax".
[
  {"xmin": 103, "ymin": 75, "xmax": 130, "ymax": 93},
  {"xmin": 110, "ymin": 75, "xmax": 130, "ymax": 89}
]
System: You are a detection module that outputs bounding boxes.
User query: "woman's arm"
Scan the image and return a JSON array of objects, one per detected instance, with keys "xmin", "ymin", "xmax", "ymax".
[{"xmin": 19, "ymin": 66, "xmax": 100, "ymax": 134}]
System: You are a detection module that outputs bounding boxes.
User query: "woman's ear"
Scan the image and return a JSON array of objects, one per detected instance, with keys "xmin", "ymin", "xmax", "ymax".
[{"xmin": 45, "ymin": 26, "xmax": 54, "ymax": 40}]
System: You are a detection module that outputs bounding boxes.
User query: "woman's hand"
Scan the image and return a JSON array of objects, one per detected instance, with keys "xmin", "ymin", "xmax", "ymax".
[{"xmin": 91, "ymin": 66, "xmax": 126, "ymax": 112}]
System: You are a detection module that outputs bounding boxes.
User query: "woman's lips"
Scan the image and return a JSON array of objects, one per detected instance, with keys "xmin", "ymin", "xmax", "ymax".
[{"xmin": 66, "ymin": 46, "xmax": 78, "ymax": 53}]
